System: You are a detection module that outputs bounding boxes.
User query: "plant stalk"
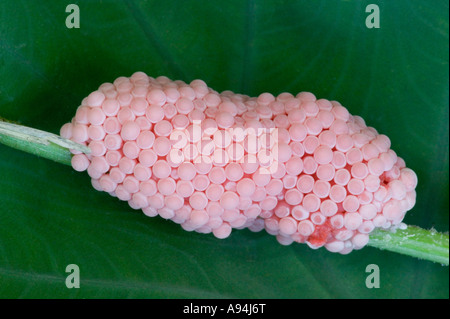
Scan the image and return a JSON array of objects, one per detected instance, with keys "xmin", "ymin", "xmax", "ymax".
[
  {"xmin": 0, "ymin": 119, "xmax": 89, "ymax": 165},
  {"xmin": 368, "ymin": 226, "xmax": 449, "ymax": 266},
  {"xmin": 0, "ymin": 119, "xmax": 448, "ymax": 265}
]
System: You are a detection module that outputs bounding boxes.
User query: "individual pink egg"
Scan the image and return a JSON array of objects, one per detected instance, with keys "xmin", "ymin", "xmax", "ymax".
[
  {"xmin": 139, "ymin": 179, "xmax": 157, "ymax": 196},
  {"xmin": 192, "ymin": 174, "xmax": 210, "ymax": 191},
  {"xmin": 388, "ymin": 180, "xmax": 407, "ymax": 200},
  {"xmin": 351, "ymin": 162, "xmax": 369, "ymax": 179},
  {"xmin": 285, "ymin": 189, "xmax": 304, "ymax": 206},
  {"xmin": 71, "ymin": 154, "xmax": 90, "ymax": 172},
  {"xmin": 87, "ymin": 107, "xmax": 106, "ymax": 126},
  {"xmin": 364, "ymin": 174, "xmax": 380, "ymax": 192},
  {"xmin": 344, "ymin": 212, "xmax": 363, "ymax": 230},
  {"xmin": 189, "ymin": 191, "xmax": 208, "ymax": 210},
  {"xmin": 218, "ymin": 191, "xmax": 239, "ymax": 210},
  {"xmin": 60, "ymin": 122, "xmax": 73, "ymax": 139},
  {"xmin": 87, "ymin": 91, "xmax": 105, "ymax": 107},
  {"xmin": 146, "ymin": 105, "xmax": 165, "ymax": 123},
  {"xmin": 89, "ymin": 156, "xmax": 109, "ymax": 174},
  {"xmin": 303, "ymin": 136, "xmax": 319, "ymax": 154},
  {"xmin": 325, "ymin": 241, "xmax": 345, "ymax": 253},
  {"xmin": 153, "ymin": 137, "xmax": 171, "ymax": 156},
  {"xmin": 302, "ymin": 194, "xmax": 321, "ymax": 212},
  {"xmin": 208, "ymin": 166, "xmax": 226, "ymax": 184},
  {"xmin": 287, "ymin": 108, "xmax": 306, "ymax": 124},
  {"xmin": 103, "ymin": 117, "xmax": 121, "ymax": 135},
  {"xmin": 260, "ymin": 196, "xmax": 278, "ymax": 211},
  {"xmin": 399, "ymin": 168, "xmax": 418, "ymax": 191},
  {"xmin": 153, "ymin": 120, "xmax": 172, "ymax": 137},
  {"xmin": 147, "ymin": 88, "xmax": 167, "ymax": 106},
  {"xmin": 265, "ymin": 179, "xmax": 283, "ymax": 196},
  {"xmin": 279, "ymin": 217, "xmax": 298, "ymax": 235},
  {"xmin": 177, "ymin": 162, "xmax": 196, "ymax": 181},
  {"xmin": 176, "ymin": 180, "xmax": 195, "ymax": 198},
  {"xmin": 205, "ymin": 183, "xmax": 224, "ymax": 201},
  {"xmin": 109, "ymin": 167, "xmax": 126, "ymax": 184},
  {"xmin": 147, "ymin": 193, "xmax": 165, "ymax": 211},
  {"xmin": 316, "ymin": 164, "xmax": 335, "ymax": 182},
  {"xmin": 346, "ymin": 148, "xmax": 363, "ymax": 165},
  {"xmin": 152, "ymin": 160, "xmax": 171, "ymax": 179},
  {"xmin": 134, "ymin": 163, "xmax": 152, "ymax": 182},
  {"xmin": 274, "ymin": 203, "xmax": 290, "ymax": 218},
  {"xmin": 335, "ymin": 134, "xmax": 354, "ymax": 152},
  {"xmin": 305, "ymin": 117, "xmax": 323, "ymax": 135},
  {"xmin": 343, "ymin": 195, "xmax": 360, "ymax": 213},
  {"xmin": 212, "ymin": 223, "xmax": 232, "ymax": 239},
  {"xmin": 252, "ymin": 170, "xmax": 271, "ymax": 187},
  {"xmin": 302, "ymin": 156, "xmax": 318, "ymax": 175},
  {"xmin": 285, "ymin": 157, "xmax": 303, "ymax": 176},
  {"xmin": 121, "ymin": 121, "xmax": 140, "ymax": 141},
  {"xmin": 130, "ymin": 98, "xmax": 149, "ymax": 116},
  {"xmin": 115, "ymin": 185, "xmax": 132, "ymax": 201},
  {"xmin": 298, "ymin": 220, "xmax": 315, "ymax": 236},
  {"xmin": 227, "ymin": 143, "xmax": 245, "ymax": 162},
  {"xmin": 176, "ymin": 97, "xmax": 194, "ymax": 114},
  {"xmin": 330, "ymin": 214, "xmax": 344, "ymax": 229},
  {"xmin": 329, "ymin": 119, "xmax": 349, "ymax": 135},
  {"xmin": 236, "ymin": 178, "xmax": 256, "ymax": 197},
  {"xmin": 320, "ymin": 199, "xmax": 338, "ymax": 217},
  {"xmin": 347, "ymin": 178, "xmax": 365, "ymax": 195},
  {"xmin": 289, "ymin": 123, "xmax": 307, "ymax": 142},
  {"xmin": 332, "ymin": 151, "xmax": 347, "ymax": 169},
  {"xmin": 135, "ymin": 117, "xmax": 151, "ymax": 131},
  {"xmin": 311, "ymin": 212, "xmax": 326, "ymax": 225},
  {"xmin": 71, "ymin": 124, "xmax": 89, "ymax": 143},
  {"xmin": 296, "ymin": 174, "xmax": 315, "ymax": 193},
  {"xmin": 136, "ymin": 131, "xmax": 155, "ymax": 149},
  {"xmin": 313, "ymin": 180, "xmax": 331, "ymax": 198},
  {"xmin": 329, "ymin": 185, "xmax": 347, "ymax": 203},
  {"xmin": 224, "ymin": 163, "xmax": 244, "ymax": 182},
  {"xmin": 117, "ymin": 107, "xmax": 135, "ymax": 124},
  {"xmin": 123, "ymin": 141, "xmax": 140, "ymax": 159},
  {"xmin": 122, "ymin": 175, "xmax": 140, "ymax": 194},
  {"xmin": 291, "ymin": 206, "xmax": 309, "ymax": 221},
  {"xmin": 75, "ymin": 106, "xmax": 90, "ymax": 124},
  {"xmin": 195, "ymin": 160, "xmax": 213, "ymax": 175},
  {"xmin": 317, "ymin": 110, "xmax": 335, "ymax": 128},
  {"xmin": 138, "ymin": 149, "xmax": 157, "ymax": 167},
  {"xmin": 164, "ymin": 194, "xmax": 184, "ymax": 211},
  {"xmin": 222, "ymin": 209, "xmax": 240, "ymax": 223},
  {"xmin": 318, "ymin": 130, "xmax": 336, "ymax": 148},
  {"xmin": 87, "ymin": 125, "xmax": 106, "ymax": 141},
  {"xmin": 131, "ymin": 192, "xmax": 149, "ymax": 209},
  {"xmin": 282, "ymin": 174, "xmax": 297, "ymax": 189}
]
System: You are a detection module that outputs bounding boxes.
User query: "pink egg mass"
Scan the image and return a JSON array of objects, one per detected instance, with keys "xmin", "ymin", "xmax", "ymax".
[{"xmin": 61, "ymin": 72, "xmax": 418, "ymax": 254}]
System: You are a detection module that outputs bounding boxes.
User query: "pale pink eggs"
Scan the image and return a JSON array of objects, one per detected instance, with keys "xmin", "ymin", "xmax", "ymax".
[{"xmin": 63, "ymin": 72, "xmax": 418, "ymax": 254}]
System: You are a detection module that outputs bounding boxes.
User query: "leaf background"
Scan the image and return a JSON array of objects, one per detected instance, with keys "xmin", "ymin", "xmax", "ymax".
[{"xmin": 0, "ymin": 0, "xmax": 448, "ymax": 298}]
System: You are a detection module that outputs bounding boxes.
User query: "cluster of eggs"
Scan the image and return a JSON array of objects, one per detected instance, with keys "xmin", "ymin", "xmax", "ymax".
[{"xmin": 60, "ymin": 72, "xmax": 417, "ymax": 254}]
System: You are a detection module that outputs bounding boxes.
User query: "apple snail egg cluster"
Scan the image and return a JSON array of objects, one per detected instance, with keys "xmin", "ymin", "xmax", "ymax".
[{"xmin": 60, "ymin": 72, "xmax": 418, "ymax": 254}]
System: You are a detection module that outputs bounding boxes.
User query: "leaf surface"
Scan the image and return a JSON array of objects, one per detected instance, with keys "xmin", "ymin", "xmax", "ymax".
[{"xmin": 0, "ymin": 0, "xmax": 448, "ymax": 298}]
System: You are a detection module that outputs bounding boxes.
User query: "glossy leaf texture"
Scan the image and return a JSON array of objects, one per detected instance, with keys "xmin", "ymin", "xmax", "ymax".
[{"xmin": 0, "ymin": 0, "xmax": 448, "ymax": 298}]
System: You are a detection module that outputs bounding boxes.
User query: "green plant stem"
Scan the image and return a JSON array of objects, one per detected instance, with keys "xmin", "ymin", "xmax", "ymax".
[
  {"xmin": 368, "ymin": 226, "xmax": 449, "ymax": 265},
  {"xmin": 0, "ymin": 119, "xmax": 448, "ymax": 265},
  {"xmin": 0, "ymin": 119, "xmax": 90, "ymax": 165}
]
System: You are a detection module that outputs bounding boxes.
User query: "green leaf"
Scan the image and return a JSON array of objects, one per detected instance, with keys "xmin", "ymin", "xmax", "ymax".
[{"xmin": 0, "ymin": 0, "xmax": 448, "ymax": 298}]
